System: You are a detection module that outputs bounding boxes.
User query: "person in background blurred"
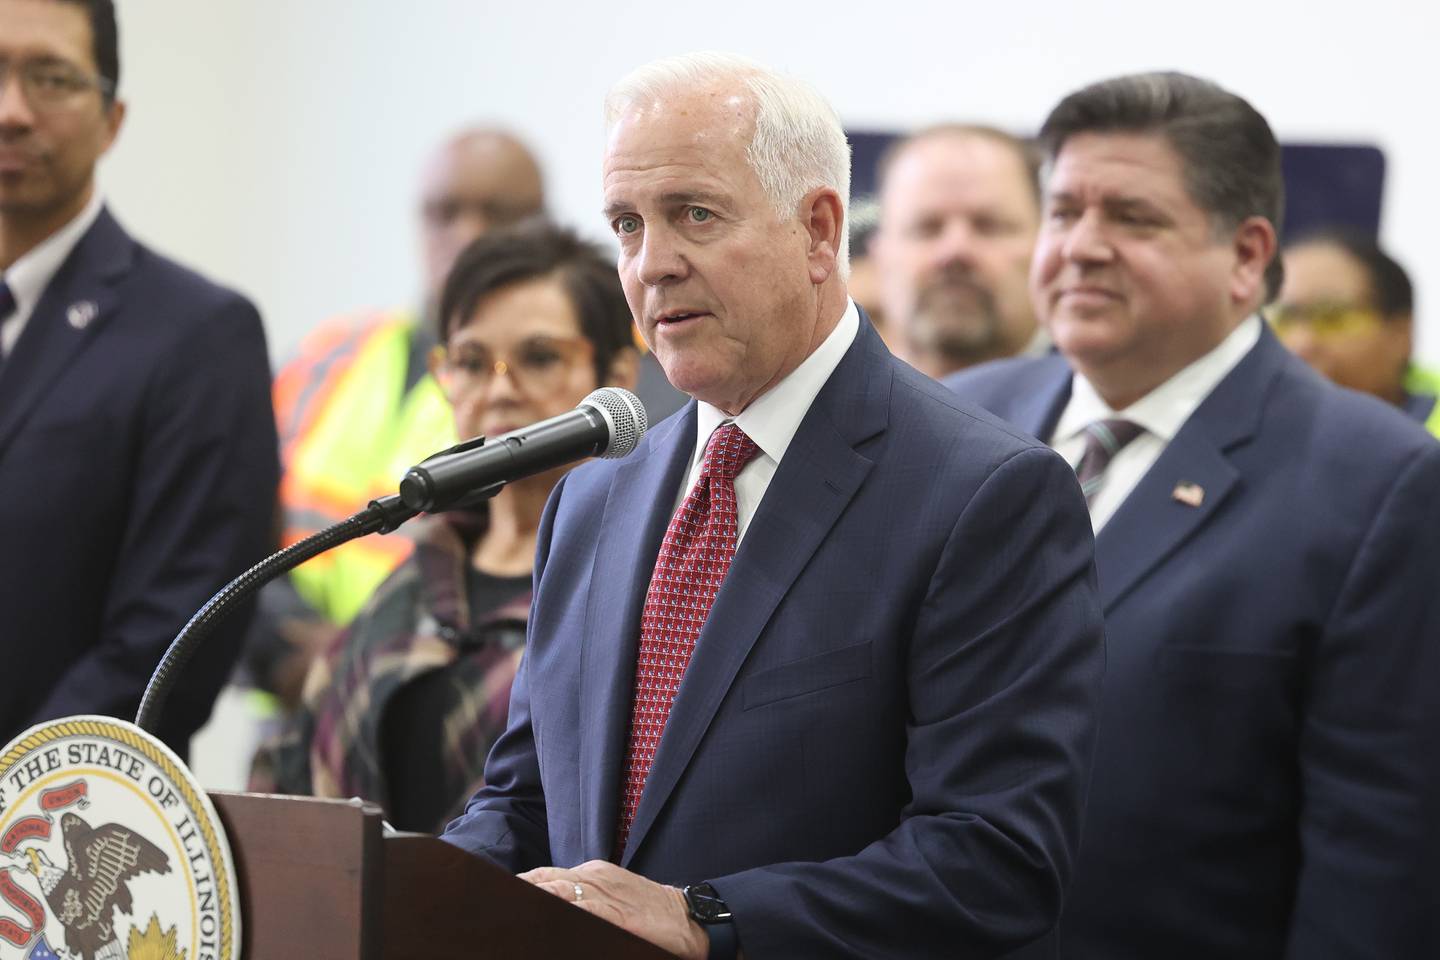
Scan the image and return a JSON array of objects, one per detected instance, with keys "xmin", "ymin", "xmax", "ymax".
[
  {"xmin": 872, "ymin": 124, "xmax": 1047, "ymax": 379},
  {"xmin": 247, "ymin": 128, "xmax": 546, "ymax": 709},
  {"xmin": 1273, "ymin": 230, "xmax": 1440, "ymax": 436},
  {"xmin": 0, "ymin": 0, "xmax": 276, "ymax": 754},
  {"xmin": 250, "ymin": 221, "xmax": 637, "ymax": 834}
]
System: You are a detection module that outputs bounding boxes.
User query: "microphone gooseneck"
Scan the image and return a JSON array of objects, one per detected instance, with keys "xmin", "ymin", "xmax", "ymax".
[
  {"xmin": 135, "ymin": 495, "xmax": 418, "ymax": 735},
  {"xmin": 134, "ymin": 389, "xmax": 649, "ymax": 737}
]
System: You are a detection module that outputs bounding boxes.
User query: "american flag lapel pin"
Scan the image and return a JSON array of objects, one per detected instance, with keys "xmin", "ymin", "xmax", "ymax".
[{"xmin": 1171, "ymin": 481, "xmax": 1205, "ymax": 508}]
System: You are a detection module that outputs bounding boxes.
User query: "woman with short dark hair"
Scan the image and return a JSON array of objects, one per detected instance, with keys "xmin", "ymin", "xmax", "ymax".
[{"xmin": 252, "ymin": 222, "xmax": 637, "ymax": 831}]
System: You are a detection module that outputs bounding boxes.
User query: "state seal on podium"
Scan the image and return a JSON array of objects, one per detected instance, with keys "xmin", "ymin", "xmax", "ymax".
[{"xmin": 0, "ymin": 717, "xmax": 240, "ymax": 960}]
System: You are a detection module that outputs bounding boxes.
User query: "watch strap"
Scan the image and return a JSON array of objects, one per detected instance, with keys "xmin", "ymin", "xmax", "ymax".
[{"xmin": 703, "ymin": 919, "xmax": 739, "ymax": 960}]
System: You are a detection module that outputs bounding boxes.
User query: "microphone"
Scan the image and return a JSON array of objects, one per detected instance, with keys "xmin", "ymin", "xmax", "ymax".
[
  {"xmin": 399, "ymin": 387, "xmax": 648, "ymax": 512},
  {"xmin": 137, "ymin": 388, "xmax": 645, "ymax": 735}
]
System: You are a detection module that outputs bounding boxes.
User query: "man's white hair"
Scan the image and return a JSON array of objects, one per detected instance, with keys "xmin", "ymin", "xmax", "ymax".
[{"xmin": 605, "ymin": 52, "xmax": 852, "ymax": 274}]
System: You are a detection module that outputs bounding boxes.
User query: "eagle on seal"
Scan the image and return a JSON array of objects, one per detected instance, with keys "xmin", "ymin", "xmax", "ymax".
[{"xmin": 23, "ymin": 812, "xmax": 171, "ymax": 960}]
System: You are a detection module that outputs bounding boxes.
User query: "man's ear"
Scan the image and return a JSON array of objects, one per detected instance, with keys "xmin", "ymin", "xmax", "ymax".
[
  {"xmin": 800, "ymin": 186, "xmax": 845, "ymax": 285},
  {"xmin": 1384, "ymin": 311, "xmax": 1415, "ymax": 380},
  {"xmin": 1231, "ymin": 215, "xmax": 1277, "ymax": 307},
  {"xmin": 102, "ymin": 98, "xmax": 126, "ymax": 153},
  {"xmin": 604, "ymin": 346, "xmax": 640, "ymax": 392}
]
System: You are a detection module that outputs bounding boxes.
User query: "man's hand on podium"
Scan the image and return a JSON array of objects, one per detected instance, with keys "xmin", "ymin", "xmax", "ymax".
[{"xmin": 520, "ymin": 860, "xmax": 709, "ymax": 959}]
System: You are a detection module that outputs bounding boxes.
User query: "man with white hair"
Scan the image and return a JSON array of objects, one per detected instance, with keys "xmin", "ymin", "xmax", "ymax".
[{"xmin": 442, "ymin": 53, "xmax": 1104, "ymax": 959}]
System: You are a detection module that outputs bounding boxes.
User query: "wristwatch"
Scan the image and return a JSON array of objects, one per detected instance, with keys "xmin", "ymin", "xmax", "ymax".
[
  {"xmin": 682, "ymin": 881, "xmax": 733, "ymax": 924},
  {"xmin": 682, "ymin": 882, "xmax": 737, "ymax": 960}
]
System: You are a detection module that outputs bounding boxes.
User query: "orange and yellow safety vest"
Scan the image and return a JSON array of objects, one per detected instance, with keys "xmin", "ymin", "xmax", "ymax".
[{"xmin": 274, "ymin": 311, "xmax": 457, "ymax": 625}]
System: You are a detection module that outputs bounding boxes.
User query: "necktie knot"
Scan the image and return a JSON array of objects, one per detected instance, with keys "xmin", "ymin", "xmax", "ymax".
[
  {"xmin": 0, "ymin": 280, "xmax": 15, "ymax": 322},
  {"xmin": 700, "ymin": 422, "xmax": 760, "ymax": 483},
  {"xmin": 1075, "ymin": 418, "xmax": 1144, "ymax": 503},
  {"xmin": 1084, "ymin": 418, "xmax": 1143, "ymax": 456}
]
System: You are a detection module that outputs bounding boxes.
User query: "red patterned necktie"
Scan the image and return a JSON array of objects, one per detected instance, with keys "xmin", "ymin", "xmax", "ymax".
[{"xmin": 614, "ymin": 422, "xmax": 760, "ymax": 857}]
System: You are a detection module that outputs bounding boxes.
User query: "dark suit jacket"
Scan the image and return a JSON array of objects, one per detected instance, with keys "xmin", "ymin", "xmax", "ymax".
[
  {"xmin": 945, "ymin": 326, "xmax": 1440, "ymax": 959},
  {"xmin": 0, "ymin": 209, "xmax": 279, "ymax": 755},
  {"xmin": 443, "ymin": 319, "xmax": 1106, "ymax": 958}
]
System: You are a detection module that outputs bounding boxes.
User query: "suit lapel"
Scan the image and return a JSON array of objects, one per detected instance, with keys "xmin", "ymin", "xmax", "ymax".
[
  {"xmin": 578, "ymin": 405, "xmax": 697, "ymax": 861},
  {"xmin": 1094, "ymin": 435, "xmax": 1239, "ymax": 612},
  {"xmin": 1009, "ymin": 353, "xmax": 1074, "ymax": 442},
  {"xmin": 619, "ymin": 321, "xmax": 888, "ymax": 864},
  {"xmin": 0, "ymin": 210, "xmax": 132, "ymax": 462},
  {"xmin": 1094, "ymin": 328, "xmax": 1283, "ymax": 612}
]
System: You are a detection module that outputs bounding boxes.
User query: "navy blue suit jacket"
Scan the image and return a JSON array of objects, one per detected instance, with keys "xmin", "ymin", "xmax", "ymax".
[
  {"xmin": 443, "ymin": 319, "xmax": 1106, "ymax": 957},
  {"xmin": 0, "ymin": 209, "xmax": 279, "ymax": 755},
  {"xmin": 945, "ymin": 326, "xmax": 1440, "ymax": 958}
]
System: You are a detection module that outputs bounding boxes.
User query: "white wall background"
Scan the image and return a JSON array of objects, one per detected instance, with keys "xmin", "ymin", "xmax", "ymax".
[{"xmin": 103, "ymin": 0, "xmax": 1438, "ymax": 368}]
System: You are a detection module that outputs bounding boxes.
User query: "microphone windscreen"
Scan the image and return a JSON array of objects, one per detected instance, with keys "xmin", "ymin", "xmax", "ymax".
[{"xmin": 583, "ymin": 387, "xmax": 648, "ymax": 459}]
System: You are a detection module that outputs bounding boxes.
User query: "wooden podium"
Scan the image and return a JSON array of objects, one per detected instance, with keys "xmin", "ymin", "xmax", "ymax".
[{"xmin": 210, "ymin": 792, "xmax": 676, "ymax": 959}]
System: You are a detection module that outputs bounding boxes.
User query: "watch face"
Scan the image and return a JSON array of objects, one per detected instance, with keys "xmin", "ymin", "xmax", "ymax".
[{"xmin": 685, "ymin": 882, "xmax": 733, "ymax": 923}]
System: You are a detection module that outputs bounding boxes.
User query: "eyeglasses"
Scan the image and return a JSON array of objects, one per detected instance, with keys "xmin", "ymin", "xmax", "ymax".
[
  {"xmin": 0, "ymin": 57, "xmax": 114, "ymax": 108},
  {"xmin": 434, "ymin": 335, "xmax": 594, "ymax": 396},
  {"xmin": 1266, "ymin": 303, "xmax": 1384, "ymax": 338}
]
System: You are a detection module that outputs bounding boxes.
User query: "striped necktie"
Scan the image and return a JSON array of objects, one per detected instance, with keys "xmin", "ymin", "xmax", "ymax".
[
  {"xmin": 1074, "ymin": 418, "xmax": 1144, "ymax": 504},
  {"xmin": 0, "ymin": 278, "xmax": 16, "ymax": 376}
]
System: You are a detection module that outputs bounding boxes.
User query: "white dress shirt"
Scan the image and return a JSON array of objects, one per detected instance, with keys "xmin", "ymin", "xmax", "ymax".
[
  {"xmin": 1, "ymin": 192, "xmax": 104, "ymax": 359},
  {"xmin": 673, "ymin": 299, "xmax": 860, "ymax": 543},
  {"xmin": 1051, "ymin": 315, "xmax": 1262, "ymax": 532}
]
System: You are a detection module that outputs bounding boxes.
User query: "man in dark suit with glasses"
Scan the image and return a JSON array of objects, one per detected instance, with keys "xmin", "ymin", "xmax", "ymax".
[{"xmin": 0, "ymin": 0, "xmax": 277, "ymax": 755}]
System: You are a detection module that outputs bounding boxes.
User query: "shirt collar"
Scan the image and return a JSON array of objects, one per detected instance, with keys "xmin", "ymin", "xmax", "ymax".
[
  {"xmin": 1055, "ymin": 314, "xmax": 1262, "ymax": 444},
  {"xmin": 3, "ymin": 192, "xmax": 105, "ymax": 319},
  {"xmin": 692, "ymin": 298, "xmax": 860, "ymax": 468}
]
